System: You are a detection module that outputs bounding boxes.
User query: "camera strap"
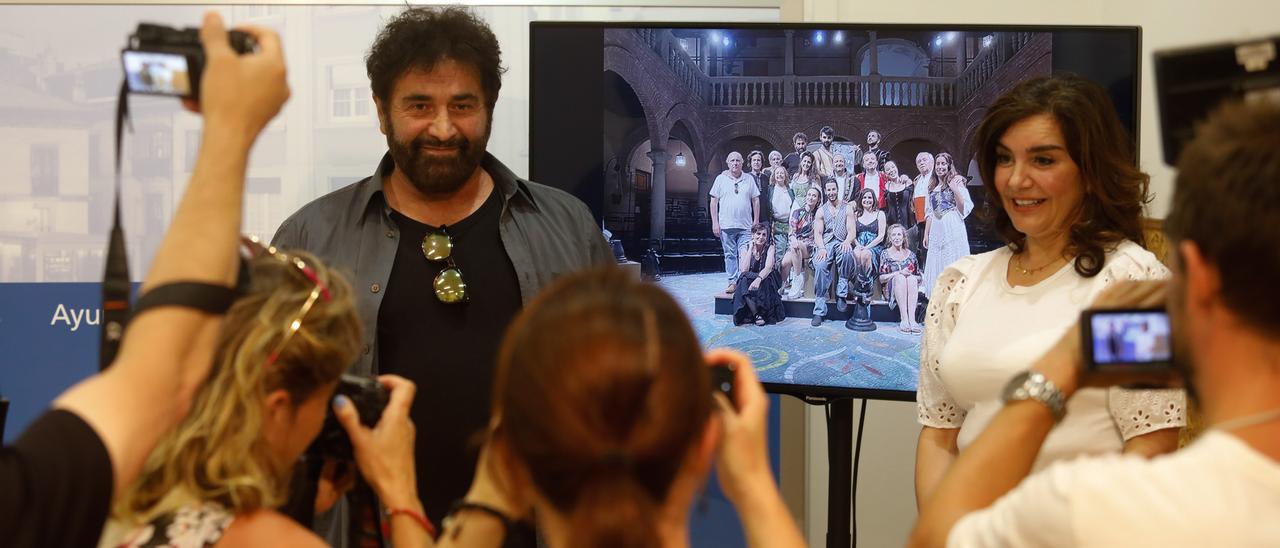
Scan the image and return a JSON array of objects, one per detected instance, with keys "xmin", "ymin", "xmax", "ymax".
[
  {"xmin": 99, "ymin": 82, "xmax": 133, "ymax": 371},
  {"xmin": 99, "ymin": 82, "xmax": 245, "ymax": 371}
]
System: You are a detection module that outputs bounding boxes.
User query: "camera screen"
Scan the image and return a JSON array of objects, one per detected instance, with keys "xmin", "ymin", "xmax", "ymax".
[
  {"xmin": 122, "ymin": 50, "xmax": 192, "ymax": 96},
  {"xmin": 1090, "ymin": 311, "xmax": 1172, "ymax": 365}
]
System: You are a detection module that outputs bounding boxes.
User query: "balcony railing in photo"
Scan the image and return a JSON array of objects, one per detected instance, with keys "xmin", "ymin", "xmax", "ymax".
[{"xmin": 634, "ymin": 28, "xmax": 1039, "ymax": 109}]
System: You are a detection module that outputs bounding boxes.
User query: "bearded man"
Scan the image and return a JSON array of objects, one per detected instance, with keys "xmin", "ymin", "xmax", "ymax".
[{"xmin": 272, "ymin": 7, "xmax": 610, "ymax": 546}]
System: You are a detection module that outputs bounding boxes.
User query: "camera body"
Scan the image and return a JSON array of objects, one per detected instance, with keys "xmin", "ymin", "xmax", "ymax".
[
  {"xmin": 1080, "ymin": 307, "xmax": 1175, "ymax": 374},
  {"xmin": 710, "ymin": 362, "xmax": 737, "ymax": 409},
  {"xmin": 309, "ymin": 375, "xmax": 389, "ymax": 462},
  {"xmin": 121, "ymin": 23, "xmax": 257, "ymax": 98}
]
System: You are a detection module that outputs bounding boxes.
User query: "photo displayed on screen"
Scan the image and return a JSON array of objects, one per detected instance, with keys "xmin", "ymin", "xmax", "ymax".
[
  {"xmin": 599, "ymin": 27, "xmax": 1068, "ymax": 397},
  {"xmin": 122, "ymin": 50, "xmax": 191, "ymax": 96},
  {"xmin": 1091, "ymin": 312, "xmax": 1172, "ymax": 364}
]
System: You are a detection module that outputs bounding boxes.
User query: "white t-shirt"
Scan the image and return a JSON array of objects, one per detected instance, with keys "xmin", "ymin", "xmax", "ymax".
[
  {"xmin": 770, "ymin": 185, "xmax": 793, "ymax": 224},
  {"xmin": 913, "ymin": 173, "xmax": 933, "ymax": 200},
  {"xmin": 709, "ymin": 170, "xmax": 759, "ymax": 230},
  {"xmin": 917, "ymin": 242, "xmax": 1186, "ymax": 471},
  {"xmin": 949, "ymin": 431, "xmax": 1280, "ymax": 547}
]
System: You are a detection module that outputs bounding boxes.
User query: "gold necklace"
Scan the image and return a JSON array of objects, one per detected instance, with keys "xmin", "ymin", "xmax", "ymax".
[{"xmin": 1013, "ymin": 253, "xmax": 1065, "ymax": 276}]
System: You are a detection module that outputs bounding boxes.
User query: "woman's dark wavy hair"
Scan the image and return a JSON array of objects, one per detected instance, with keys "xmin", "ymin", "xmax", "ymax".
[
  {"xmin": 493, "ymin": 266, "xmax": 711, "ymax": 548},
  {"xmin": 365, "ymin": 6, "xmax": 506, "ymax": 112},
  {"xmin": 974, "ymin": 74, "xmax": 1150, "ymax": 277}
]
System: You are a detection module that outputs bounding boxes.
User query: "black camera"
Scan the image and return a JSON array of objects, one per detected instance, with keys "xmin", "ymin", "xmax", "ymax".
[
  {"xmin": 121, "ymin": 23, "xmax": 257, "ymax": 98},
  {"xmin": 309, "ymin": 375, "xmax": 390, "ymax": 462},
  {"xmin": 710, "ymin": 361, "xmax": 737, "ymax": 410}
]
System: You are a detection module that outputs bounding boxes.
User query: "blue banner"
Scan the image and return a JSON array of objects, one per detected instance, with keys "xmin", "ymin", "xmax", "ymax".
[{"xmin": 0, "ymin": 283, "xmax": 133, "ymax": 443}]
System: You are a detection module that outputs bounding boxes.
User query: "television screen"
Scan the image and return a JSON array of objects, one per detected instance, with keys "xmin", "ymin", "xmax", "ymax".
[{"xmin": 531, "ymin": 23, "xmax": 1140, "ymax": 400}]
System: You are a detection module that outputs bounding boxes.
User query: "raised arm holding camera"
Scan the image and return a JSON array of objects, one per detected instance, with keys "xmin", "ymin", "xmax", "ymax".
[
  {"xmin": 911, "ymin": 99, "xmax": 1280, "ymax": 547},
  {"xmin": 0, "ymin": 11, "xmax": 289, "ymax": 548}
]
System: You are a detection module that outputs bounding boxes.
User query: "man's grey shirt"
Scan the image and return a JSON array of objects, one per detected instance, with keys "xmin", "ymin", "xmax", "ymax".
[{"xmin": 272, "ymin": 151, "xmax": 613, "ymax": 377}]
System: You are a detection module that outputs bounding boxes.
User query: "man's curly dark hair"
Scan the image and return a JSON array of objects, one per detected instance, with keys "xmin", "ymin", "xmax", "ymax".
[{"xmin": 365, "ymin": 6, "xmax": 506, "ymax": 111}]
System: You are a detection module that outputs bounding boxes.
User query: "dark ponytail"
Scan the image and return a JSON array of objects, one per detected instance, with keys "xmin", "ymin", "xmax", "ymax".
[
  {"xmin": 493, "ymin": 267, "xmax": 712, "ymax": 544},
  {"xmin": 568, "ymin": 471, "xmax": 662, "ymax": 548}
]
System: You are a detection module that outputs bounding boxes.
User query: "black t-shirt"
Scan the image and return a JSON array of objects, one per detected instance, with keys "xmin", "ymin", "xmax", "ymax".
[
  {"xmin": 377, "ymin": 186, "xmax": 522, "ymax": 528},
  {"xmin": 0, "ymin": 409, "xmax": 113, "ymax": 548}
]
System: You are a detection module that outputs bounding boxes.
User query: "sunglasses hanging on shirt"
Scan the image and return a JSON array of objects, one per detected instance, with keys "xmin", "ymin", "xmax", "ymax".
[{"xmin": 421, "ymin": 228, "xmax": 469, "ymax": 304}]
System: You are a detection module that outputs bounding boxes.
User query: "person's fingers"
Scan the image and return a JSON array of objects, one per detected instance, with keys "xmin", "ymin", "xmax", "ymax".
[
  {"xmin": 180, "ymin": 97, "xmax": 200, "ymax": 113},
  {"xmin": 377, "ymin": 374, "xmax": 416, "ymax": 422},
  {"xmin": 198, "ymin": 11, "xmax": 232, "ymax": 57},
  {"xmin": 712, "ymin": 392, "xmax": 736, "ymax": 418},
  {"xmin": 332, "ymin": 394, "xmax": 367, "ymax": 441},
  {"xmin": 232, "ymin": 23, "xmax": 282, "ymax": 58},
  {"xmin": 1093, "ymin": 280, "xmax": 1168, "ymax": 309},
  {"xmin": 706, "ymin": 348, "xmax": 763, "ymax": 412}
]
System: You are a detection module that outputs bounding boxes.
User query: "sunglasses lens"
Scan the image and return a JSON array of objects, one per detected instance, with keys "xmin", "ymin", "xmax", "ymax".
[
  {"xmin": 422, "ymin": 232, "xmax": 452, "ymax": 261},
  {"xmin": 434, "ymin": 267, "xmax": 467, "ymax": 303}
]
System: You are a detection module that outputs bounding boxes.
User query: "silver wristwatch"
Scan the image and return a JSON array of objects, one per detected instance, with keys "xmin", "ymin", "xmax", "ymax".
[{"xmin": 1001, "ymin": 371, "xmax": 1067, "ymax": 422}]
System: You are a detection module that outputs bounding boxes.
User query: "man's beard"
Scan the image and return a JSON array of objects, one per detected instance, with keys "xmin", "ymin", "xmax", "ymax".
[
  {"xmin": 823, "ymin": 140, "xmax": 832, "ymax": 150},
  {"xmin": 385, "ymin": 118, "xmax": 489, "ymax": 197}
]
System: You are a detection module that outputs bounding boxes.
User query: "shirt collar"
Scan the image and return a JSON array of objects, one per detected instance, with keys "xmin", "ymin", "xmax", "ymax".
[{"xmin": 357, "ymin": 151, "xmax": 541, "ymax": 215}]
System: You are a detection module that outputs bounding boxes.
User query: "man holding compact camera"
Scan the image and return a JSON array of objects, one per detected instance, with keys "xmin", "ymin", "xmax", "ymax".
[
  {"xmin": 910, "ymin": 100, "xmax": 1280, "ymax": 546},
  {"xmin": 272, "ymin": 6, "xmax": 610, "ymax": 545}
]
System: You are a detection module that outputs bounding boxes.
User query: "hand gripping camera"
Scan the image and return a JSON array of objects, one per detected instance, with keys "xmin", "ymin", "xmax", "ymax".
[
  {"xmin": 121, "ymin": 22, "xmax": 257, "ymax": 98},
  {"xmin": 310, "ymin": 375, "xmax": 391, "ymax": 462}
]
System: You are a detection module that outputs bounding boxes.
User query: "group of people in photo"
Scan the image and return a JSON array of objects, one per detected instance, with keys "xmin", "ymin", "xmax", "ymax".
[{"xmin": 711, "ymin": 126, "xmax": 974, "ymax": 332}]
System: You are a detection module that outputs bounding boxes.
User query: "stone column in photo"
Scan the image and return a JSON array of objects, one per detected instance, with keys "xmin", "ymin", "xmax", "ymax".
[
  {"xmin": 648, "ymin": 148, "xmax": 668, "ymax": 243},
  {"xmin": 784, "ymin": 30, "xmax": 796, "ymax": 106},
  {"xmin": 869, "ymin": 30, "xmax": 882, "ymax": 107},
  {"xmin": 694, "ymin": 169, "xmax": 711, "ymax": 218}
]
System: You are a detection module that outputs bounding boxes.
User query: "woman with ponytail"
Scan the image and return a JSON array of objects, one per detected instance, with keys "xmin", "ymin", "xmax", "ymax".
[{"xmin": 354, "ymin": 266, "xmax": 806, "ymax": 547}]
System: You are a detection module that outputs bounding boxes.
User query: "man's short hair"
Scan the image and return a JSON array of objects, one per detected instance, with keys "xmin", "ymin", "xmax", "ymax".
[
  {"xmin": 366, "ymin": 6, "xmax": 506, "ymax": 111},
  {"xmin": 726, "ymin": 151, "xmax": 743, "ymax": 162},
  {"xmin": 793, "ymin": 132, "xmax": 808, "ymax": 142},
  {"xmin": 1165, "ymin": 100, "xmax": 1280, "ymax": 337},
  {"xmin": 820, "ymin": 126, "xmax": 835, "ymax": 137}
]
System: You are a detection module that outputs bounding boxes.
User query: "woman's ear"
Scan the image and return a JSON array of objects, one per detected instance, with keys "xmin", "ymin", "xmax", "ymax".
[{"xmin": 261, "ymin": 388, "xmax": 296, "ymax": 436}]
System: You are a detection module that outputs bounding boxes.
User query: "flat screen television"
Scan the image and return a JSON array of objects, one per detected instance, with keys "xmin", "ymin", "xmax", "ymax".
[{"xmin": 531, "ymin": 23, "xmax": 1141, "ymax": 401}]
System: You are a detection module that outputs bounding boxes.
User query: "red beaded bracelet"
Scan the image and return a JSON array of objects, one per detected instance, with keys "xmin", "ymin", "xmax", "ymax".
[{"xmin": 382, "ymin": 507, "xmax": 437, "ymax": 539}]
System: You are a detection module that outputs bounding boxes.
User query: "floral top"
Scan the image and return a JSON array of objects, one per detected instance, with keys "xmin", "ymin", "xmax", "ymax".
[
  {"xmin": 789, "ymin": 207, "xmax": 816, "ymax": 245},
  {"xmin": 880, "ymin": 249, "xmax": 919, "ymax": 277},
  {"xmin": 929, "ymin": 185, "xmax": 959, "ymax": 214},
  {"xmin": 117, "ymin": 501, "xmax": 234, "ymax": 548}
]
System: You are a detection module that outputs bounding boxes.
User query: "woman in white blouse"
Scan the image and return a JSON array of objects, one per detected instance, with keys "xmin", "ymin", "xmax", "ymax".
[{"xmin": 914, "ymin": 75, "xmax": 1186, "ymax": 507}]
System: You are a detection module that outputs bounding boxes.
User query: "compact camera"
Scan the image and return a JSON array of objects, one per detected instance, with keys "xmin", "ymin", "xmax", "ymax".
[
  {"xmin": 309, "ymin": 375, "xmax": 390, "ymax": 462},
  {"xmin": 1080, "ymin": 307, "xmax": 1175, "ymax": 375},
  {"xmin": 121, "ymin": 23, "xmax": 257, "ymax": 98}
]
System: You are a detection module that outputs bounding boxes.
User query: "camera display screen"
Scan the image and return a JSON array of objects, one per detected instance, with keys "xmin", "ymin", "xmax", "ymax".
[
  {"xmin": 532, "ymin": 23, "xmax": 1141, "ymax": 400},
  {"xmin": 1089, "ymin": 310, "xmax": 1172, "ymax": 365},
  {"xmin": 122, "ymin": 50, "xmax": 192, "ymax": 96}
]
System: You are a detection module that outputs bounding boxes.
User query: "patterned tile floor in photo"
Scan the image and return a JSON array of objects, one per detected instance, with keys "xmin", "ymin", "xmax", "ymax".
[{"xmin": 658, "ymin": 272, "xmax": 921, "ymax": 394}]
